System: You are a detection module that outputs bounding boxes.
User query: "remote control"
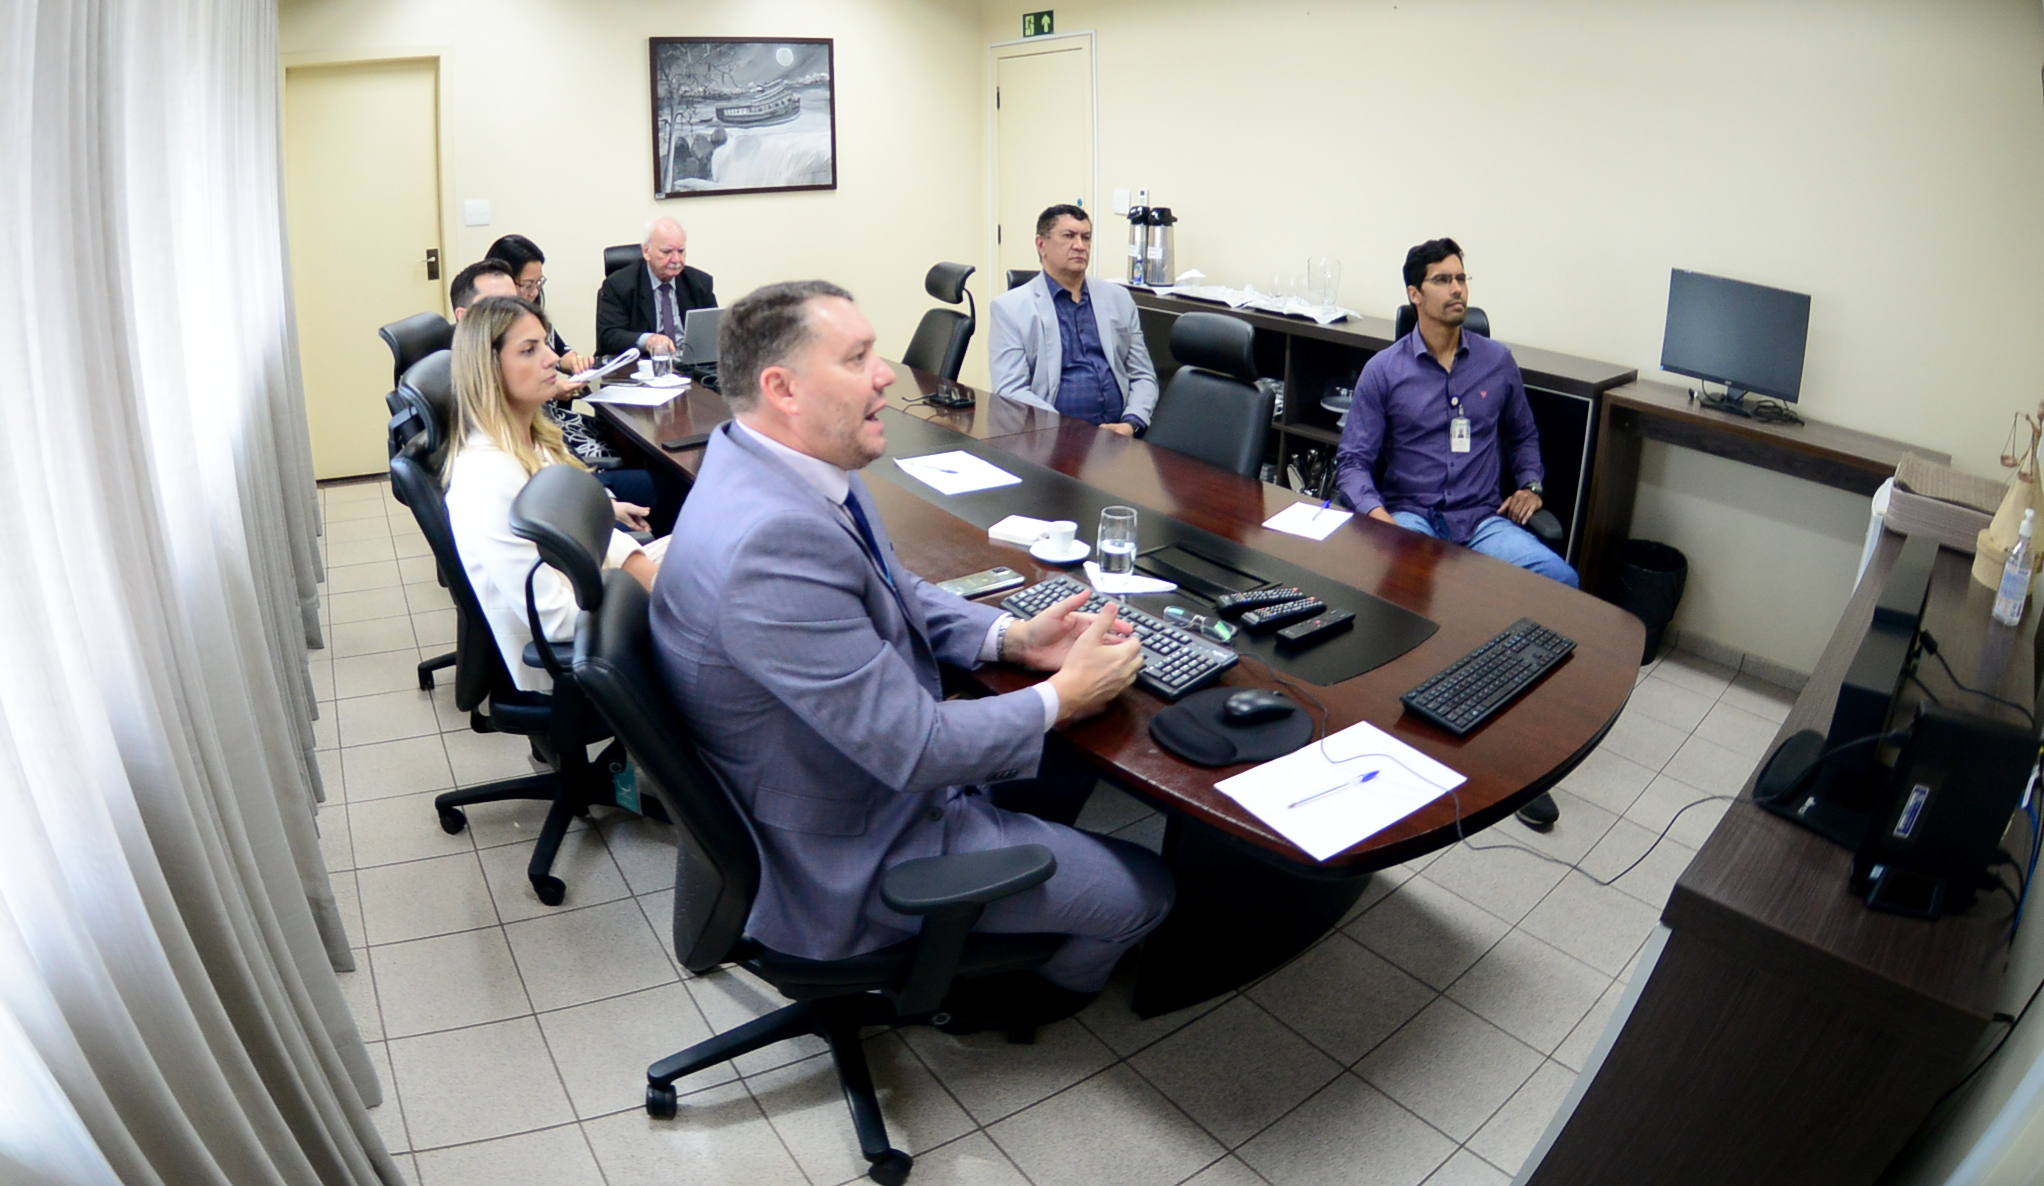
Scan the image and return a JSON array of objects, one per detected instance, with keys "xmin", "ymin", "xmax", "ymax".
[
  {"xmin": 1276, "ymin": 609, "xmax": 1355, "ymax": 645},
  {"xmin": 1238, "ymin": 598, "xmax": 1326, "ymax": 632},
  {"xmin": 1213, "ymin": 586, "xmax": 1307, "ymax": 616}
]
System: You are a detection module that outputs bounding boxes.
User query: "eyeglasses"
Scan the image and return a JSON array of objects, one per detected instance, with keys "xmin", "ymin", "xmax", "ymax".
[
  {"xmin": 1422, "ymin": 273, "xmax": 1470, "ymax": 288},
  {"xmin": 517, "ymin": 277, "xmax": 547, "ymax": 295}
]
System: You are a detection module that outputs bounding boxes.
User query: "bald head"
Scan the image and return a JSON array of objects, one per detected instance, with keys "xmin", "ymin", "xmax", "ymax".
[{"xmin": 643, "ymin": 217, "xmax": 688, "ymax": 281}]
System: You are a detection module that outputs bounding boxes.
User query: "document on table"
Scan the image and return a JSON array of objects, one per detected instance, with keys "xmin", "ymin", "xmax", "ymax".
[
  {"xmin": 583, "ymin": 384, "xmax": 686, "ymax": 407},
  {"xmin": 894, "ymin": 451, "xmax": 1022, "ymax": 495},
  {"xmin": 1216, "ymin": 721, "xmax": 1466, "ymax": 861},
  {"xmin": 1263, "ymin": 501, "xmax": 1353, "ymax": 541}
]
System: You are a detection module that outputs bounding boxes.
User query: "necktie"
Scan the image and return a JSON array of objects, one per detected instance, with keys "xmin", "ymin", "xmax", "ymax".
[
  {"xmin": 659, "ymin": 281, "xmax": 678, "ymax": 341},
  {"xmin": 842, "ymin": 493, "xmax": 897, "ymax": 592}
]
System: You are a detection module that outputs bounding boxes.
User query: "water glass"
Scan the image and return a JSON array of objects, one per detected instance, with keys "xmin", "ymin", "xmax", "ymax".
[
  {"xmin": 1097, "ymin": 506, "xmax": 1138, "ymax": 576},
  {"xmin": 651, "ymin": 348, "xmax": 675, "ymax": 380},
  {"xmin": 1307, "ymin": 256, "xmax": 1342, "ymax": 309}
]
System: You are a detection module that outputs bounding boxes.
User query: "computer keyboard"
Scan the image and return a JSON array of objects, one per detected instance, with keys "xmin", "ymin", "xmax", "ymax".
[
  {"xmin": 1400, "ymin": 617, "xmax": 1575, "ymax": 736},
  {"xmin": 1001, "ymin": 574, "xmax": 1238, "ymax": 700}
]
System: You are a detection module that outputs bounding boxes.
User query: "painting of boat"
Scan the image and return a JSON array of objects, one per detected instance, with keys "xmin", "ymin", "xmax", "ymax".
[{"xmin": 717, "ymin": 81, "xmax": 800, "ymax": 127}]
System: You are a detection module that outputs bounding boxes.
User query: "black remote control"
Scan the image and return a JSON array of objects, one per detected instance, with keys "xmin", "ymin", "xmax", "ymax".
[
  {"xmin": 1238, "ymin": 598, "xmax": 1326, "ymax": 632},
  {"xmin": 1276, "ymin": 609, "xmax": 1355, "ymax": 645},
  {"xmin": 1213, "ymin": 586, "xmax": 1307, "ymax": 616}
]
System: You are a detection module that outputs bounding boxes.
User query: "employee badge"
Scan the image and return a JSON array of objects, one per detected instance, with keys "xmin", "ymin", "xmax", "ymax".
[{"xmin": 1450, "ymin": 416, "xmax": 1472, "ymax": 453}]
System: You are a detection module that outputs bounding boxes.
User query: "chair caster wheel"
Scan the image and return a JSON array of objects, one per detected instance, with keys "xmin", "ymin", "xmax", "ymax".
[
  {"xmin": 645, "ymin": 1084, "xmax": 677, "ymax": 1120},
  {"xmin": 437, "ymin": 808, "xmax": 467, "ymax": 835},
  {"xmin": 867, "ymin": 1149, "xmax": 912, "ymax": 1186},
  {"xmin": 531, "ymin": 875, "xmax": 566, "ymax": 907}
]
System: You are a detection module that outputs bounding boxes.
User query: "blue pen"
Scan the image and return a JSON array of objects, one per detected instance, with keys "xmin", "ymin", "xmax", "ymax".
[
  {"xmin": 1315, "ymin": 496, "xmax": 1335, "ymax": 520},
  {"xmin": 1289, "ymin": 769, "xmax": 1377, "ymax": 810}
]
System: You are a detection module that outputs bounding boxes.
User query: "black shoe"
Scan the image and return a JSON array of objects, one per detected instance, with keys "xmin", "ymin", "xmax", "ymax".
[{"xmin": 1516, "ymin": 792, "xmax": 1560, "ymax": 831}]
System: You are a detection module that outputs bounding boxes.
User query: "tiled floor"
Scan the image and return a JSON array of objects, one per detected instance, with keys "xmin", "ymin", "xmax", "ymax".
[{"xmin": 311, "ymin": 476, "xmax": 1799, "ymax": 1186}]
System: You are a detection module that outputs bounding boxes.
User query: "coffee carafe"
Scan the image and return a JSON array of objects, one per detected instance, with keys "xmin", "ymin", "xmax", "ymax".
[
  {"xmin": 1124, "ymin": 190, "xmax": 1151, "ymax": 285},
  {"xmin": 1145, "ymin": 207, "xmax": 1177, "ymax": 287}
]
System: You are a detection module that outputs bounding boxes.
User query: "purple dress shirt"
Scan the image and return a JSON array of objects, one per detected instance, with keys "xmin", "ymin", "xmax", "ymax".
[
  {"xmin": 1050, "ymin": 285, "xmax": 1130, "ymax": 426},
  {"xmin": 1333, "ymin": 327, "xmax": 1544, "ymax": 545}
]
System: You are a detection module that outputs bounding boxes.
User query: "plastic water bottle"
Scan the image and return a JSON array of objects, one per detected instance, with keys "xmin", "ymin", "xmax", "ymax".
[{"xmin": 1993, "ymin": 508, "xmax": 2035, "ymax": 626}]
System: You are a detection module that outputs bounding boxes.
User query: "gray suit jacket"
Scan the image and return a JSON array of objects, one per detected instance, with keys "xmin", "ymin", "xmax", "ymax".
[
  {"xmin": 989, "ymin": 272, "xmax": 1160, "ymax": 426},
  {"xmin": 649, "ymin": 424, "xmax": 1048, "ymax": 961}
]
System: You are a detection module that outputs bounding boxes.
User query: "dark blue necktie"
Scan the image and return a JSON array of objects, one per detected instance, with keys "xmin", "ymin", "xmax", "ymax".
[{"xmin": 842, "ymin": 493, "xmax": 897, "ymax": 591}]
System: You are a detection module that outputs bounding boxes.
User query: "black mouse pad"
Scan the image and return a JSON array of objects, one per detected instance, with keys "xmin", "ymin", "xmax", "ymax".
[{"xmin": 1149, "ymin": 688, "xmax": 1316, "ymax": 768}]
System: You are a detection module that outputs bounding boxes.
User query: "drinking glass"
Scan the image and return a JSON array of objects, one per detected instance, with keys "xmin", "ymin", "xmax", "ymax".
[
  {"xmin": 1097, "ymin": 506, "xmax": 1138, "ymax": 576},
  {"xmin": 651, "ymin": 347, "xmax": 675, "ymax": 380},
  {"xmin": 1308, "ymin": 256, "xmax": 1342, "ymax": 310}
]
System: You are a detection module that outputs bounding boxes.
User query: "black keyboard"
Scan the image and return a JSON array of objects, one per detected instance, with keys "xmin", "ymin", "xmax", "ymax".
[
  {"xmin": 1401, "ymin": 618, "xmax": 1575, "ymax": 736},
  {"xmin": 1001, "ymin": 575, "xmax": 1238, "ymax": 700}
]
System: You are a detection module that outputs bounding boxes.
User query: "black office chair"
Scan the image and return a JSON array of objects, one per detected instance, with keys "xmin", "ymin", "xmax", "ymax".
[
  {"xmin": 379, "ymin": 312, "xmax": 454, "ymax": 390},
  {"xmin": 1141, "ymin": 313, "xmax": 1274, "ymax": 478},
  {"xmin": 385, "ymin": 353, "xmax": 459, "ymax": 691},
  {"xmin": 386, "ymin": 353, "xmax": 645, "ymax": 907},
  {"xmin": 1389, "ymin": 304, "xmax": 1562, "ymax": 553},
  {"xmin": 510, "ymin": 465, "xmax": 1065, "ymax": 1186},
  {"xmin": 900, "ymin": 262, "xmax": 976, "ymax": 381},
  {"xmin": 603, "ymin": 244, "xmax": 640, "ymax": 276},
  {"xmin": 1006, "ymin": 269, "xmax": 1039, "ymax": 292}
]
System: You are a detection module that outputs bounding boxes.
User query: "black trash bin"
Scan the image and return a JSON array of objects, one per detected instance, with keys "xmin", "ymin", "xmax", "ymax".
[{"xmin": 1610, "ymin": 540, "xmax": 1687, "ymax": 665}]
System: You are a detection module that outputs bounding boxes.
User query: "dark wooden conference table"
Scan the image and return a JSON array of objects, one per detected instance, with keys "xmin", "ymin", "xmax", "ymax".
[{"xmin": 596, "ymin": 367, "xmax": 1645, "ymax": 1015}]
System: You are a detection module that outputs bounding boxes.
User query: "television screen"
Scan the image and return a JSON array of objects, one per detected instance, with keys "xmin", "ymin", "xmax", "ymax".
[{"xmin": 1660, "ymin": 269, "xmax": 1811, "ymax": 402}]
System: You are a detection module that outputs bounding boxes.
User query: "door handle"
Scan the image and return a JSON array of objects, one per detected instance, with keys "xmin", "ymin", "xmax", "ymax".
[{"xmin": 425, "ymin": 247, "xmax": 440, "ymax": 281}]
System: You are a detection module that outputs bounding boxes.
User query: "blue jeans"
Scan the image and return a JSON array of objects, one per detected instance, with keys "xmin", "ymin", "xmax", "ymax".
[{"xmin": 1391, "ymin": 510, "xmax": 1580, "ymax": 588}]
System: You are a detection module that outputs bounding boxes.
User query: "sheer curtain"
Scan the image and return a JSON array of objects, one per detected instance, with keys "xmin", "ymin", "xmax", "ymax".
[{"xmin": 0, "ymin": 0, "xmax": 399, "ymax": 1182}]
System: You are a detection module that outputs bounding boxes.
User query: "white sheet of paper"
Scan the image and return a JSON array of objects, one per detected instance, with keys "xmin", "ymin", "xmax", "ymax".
[
  {"xmin": 893, "ymin": 451, "xmax": 1022, "ymax": 495},
  {"xmin": 1215, "ymin": 721, "xmax": 1467, "ymax": 861},
  {"xmin": 1082, "ymin": 561, "xmax": 1176, "ymax": 596},
  {"xmin": 583, "ymin": 384, "xmax": 686, "ymax": 408},
  {"xmin": 1263, "ymin": 501, "xmax": 1354, "ymax": 541}
]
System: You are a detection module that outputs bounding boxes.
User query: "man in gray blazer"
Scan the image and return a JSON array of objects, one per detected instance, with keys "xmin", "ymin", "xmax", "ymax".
[
  {"xmin": 989, "ymin": 205, "xmax": 1160, "ymax": 433},
  {"xmin": 651, "ymin": 280, "xmax": 1174, "ymax": 1024}
]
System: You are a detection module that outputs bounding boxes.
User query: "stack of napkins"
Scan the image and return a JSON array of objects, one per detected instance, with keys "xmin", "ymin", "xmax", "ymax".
[
  {"xmin": 989, "ymin": 515, "xmax": 1054, "ymax": 547},
  {"xmin": 1084, "ymin": 562, "xmax": 1175, "ymax": 596}
]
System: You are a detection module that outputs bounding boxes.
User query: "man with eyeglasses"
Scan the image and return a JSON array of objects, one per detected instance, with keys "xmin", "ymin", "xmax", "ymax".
[
  {"xmin": 1333, "ymin": 237, "xmax": 1574, "ymax": 828},
  {"xmin": 989, "ymin": 204, "xmax": 1158, "ymax": 434},
  {"xmin": 595, "ymin": 216, "xmax": 717, "ymax": 358}
]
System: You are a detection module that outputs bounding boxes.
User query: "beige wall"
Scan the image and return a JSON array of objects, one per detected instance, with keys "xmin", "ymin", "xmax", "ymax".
[
  {"xmin": 280, "ymin": 0, "xmax": 987, "ymax": 388},
  {"xmin": 983, "ymin": 0, "xmax": 2044, "ymax": 673}
]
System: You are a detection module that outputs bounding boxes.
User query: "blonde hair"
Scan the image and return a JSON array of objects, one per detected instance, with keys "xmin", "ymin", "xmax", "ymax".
[{"xmin": 446, "ymin": 295, "xmax": 584, "ymax": 484}]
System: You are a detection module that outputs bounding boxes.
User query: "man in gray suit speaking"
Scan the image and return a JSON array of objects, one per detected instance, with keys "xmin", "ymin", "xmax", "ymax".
[
  {"xmin": 651, "ymin": 280, "xmax": 1174, "ymax": 1026},
  {"xmin": 989, "ymin": 205, "xmax": 1160, "ymax": 433}
]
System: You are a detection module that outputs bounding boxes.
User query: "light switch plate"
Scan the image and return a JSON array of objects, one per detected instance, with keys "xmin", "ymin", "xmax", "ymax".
[
  {"xmin": 1112, "ymin": 188, "xmax": 1130, "ymax": 215},
  {"xmin": 463, "ymin": 199, "xmax": 491, "ymax": 227}
]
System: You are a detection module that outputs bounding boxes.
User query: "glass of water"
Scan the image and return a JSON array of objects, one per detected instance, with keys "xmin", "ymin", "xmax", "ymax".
[
  {"xmin": 1097, "ymin": 506, "xmax": 1138, "ymax": 576},
  {"xmin": 651, "ymin": 347, "xmax": 675, "ymax": 380}
]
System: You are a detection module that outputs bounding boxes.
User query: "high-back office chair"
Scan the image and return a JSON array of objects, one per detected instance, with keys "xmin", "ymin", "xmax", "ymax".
[
  {"xmin": 1006, "ymin": 268, "xmax": 1039, "ymax": 292},
  {"xmin": 386, "ymin": 353, "xmax": 640, "ymax": 907},
  {"xmin": 379, "ymin": 312, "xmax": 454, "ymax": 390},
  {"xmin": 1388, "ymin": 304, "xmax": 1562, "ymax": 553},
  {"xmin": 602, "ymin": 244, "xmax": 640, "ymax": 276},
  {"xmin": 511, "ymin": 465, "xmax": 1066, "ymax": 1186},
  {"xmin": 1141, "ymin": 313, "xmax": 1274, "ymax": 478},
  {"xmin": 386, "ymin": 352, "xmax": 459, "ymax": 691},
  {"xmin": 899, "ymin": 262, "xmax": 976, "ymax": 381}
]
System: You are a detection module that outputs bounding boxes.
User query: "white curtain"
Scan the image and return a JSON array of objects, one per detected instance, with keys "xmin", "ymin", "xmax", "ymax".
[{"xmin": 0, "ymin": 0, "xmax": 399, "ymax": 1182}]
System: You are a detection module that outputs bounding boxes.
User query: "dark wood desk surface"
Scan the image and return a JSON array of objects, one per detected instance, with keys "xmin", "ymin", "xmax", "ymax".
[{"xmin": 588, "ymin": 382, "xmax": 733, "ymax": 477}]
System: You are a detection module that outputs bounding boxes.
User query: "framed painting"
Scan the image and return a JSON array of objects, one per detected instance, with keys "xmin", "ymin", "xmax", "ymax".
[{"xmin": 649, "ymin": 37, "xmax": 837, "ymax": 198}]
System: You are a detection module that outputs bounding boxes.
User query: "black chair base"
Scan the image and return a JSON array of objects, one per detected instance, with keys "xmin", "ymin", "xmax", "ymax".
[
  {"xmin": 646, "ymin": 993, "xmax": 913, "ymax": 1186},
  {"xmin": 417, "ymin": 649, "xmax": 455, "ymax": 690}
]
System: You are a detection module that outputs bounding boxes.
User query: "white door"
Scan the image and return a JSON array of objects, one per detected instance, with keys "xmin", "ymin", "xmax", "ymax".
[
  {"xmin": 994, "ymin": 40, "xmax": 1094, "ymax": 285},
  {"xmin": 284, "ymin": 58, "xmax": 444, "ymax": 479}
]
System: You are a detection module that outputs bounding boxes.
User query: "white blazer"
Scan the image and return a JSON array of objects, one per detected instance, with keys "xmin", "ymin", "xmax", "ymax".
[
  {"xmin": 443, "ymin": 433, "xmax": 642, "ymax": 692},
  {"xmin": 988, "ymin": 272, "xmax": 1160, "ymax": 426}
]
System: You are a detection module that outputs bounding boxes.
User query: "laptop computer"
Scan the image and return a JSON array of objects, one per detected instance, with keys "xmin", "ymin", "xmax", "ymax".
[{"xmin": 678, "ymin": 306, "xmax": 722, "ymax": 365}]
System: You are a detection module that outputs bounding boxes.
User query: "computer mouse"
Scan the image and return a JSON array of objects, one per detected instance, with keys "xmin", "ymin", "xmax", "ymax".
[{"xmin": 1222, "ymin": 689, "xmax": 1296, "ymax": 725}]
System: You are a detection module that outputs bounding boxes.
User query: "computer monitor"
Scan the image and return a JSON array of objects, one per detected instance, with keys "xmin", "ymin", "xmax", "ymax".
[
  {"xmin": 679, "ymin": 306, "xmax": 722, "ymax": 365},
  {"xmin": 1659, "ymin": 269, "xmax": 1811, "ymax": 410}
]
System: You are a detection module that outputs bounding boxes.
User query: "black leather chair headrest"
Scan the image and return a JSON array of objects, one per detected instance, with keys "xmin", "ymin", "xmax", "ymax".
[
  {"xmin": 1168, "ymin": 312, "xmax": 1257, "ymax": 383},
  {"xmin": 603, "ymin": 244, "xmax": 640, "ymax": 276},
  {"xmin": 510, "ymin": 465, "xmax": 615, "ymax": 612},
  {"xmin": 379, "ymin": 311, "xmax": 453, "ymax": 387},
  {"xmin": 1006, "ymin": 269, "xmax": 1039, "ymax": 292},
  {"xmin": 1395, "ymin": 304, "xmax": 1490, "ymax": 341},
  {"xmin": 399, "ymin": 349, "xmax": 456, "ymax": 454},
  {"xmin": 925, "ymin": 262, "xmax": 975, "ymax": 305}
]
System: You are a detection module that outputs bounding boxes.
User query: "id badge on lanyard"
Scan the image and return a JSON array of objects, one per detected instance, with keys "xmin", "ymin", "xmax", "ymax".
[{"xmin": 1449, "ymin": 394, "xmax": 1471, "ymax": 454}]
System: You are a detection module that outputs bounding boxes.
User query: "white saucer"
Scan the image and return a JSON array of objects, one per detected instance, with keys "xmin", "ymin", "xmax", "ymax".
[
  {"xmin": 632, "ymin": 373, "xmax": 687, "ymax": 388},
  {"xmin": 1030, "ymin": 538, "xmax": 1091, "ymax": 565}
]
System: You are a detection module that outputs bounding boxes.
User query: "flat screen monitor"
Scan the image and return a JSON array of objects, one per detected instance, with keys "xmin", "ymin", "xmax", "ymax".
[{"xmin": 1659, "ymin": 269, "xmax": 1811, "ymax": 403}]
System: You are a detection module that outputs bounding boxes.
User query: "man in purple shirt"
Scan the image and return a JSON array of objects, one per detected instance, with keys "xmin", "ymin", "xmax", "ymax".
[{"xmin": 1335, "ymin": 239, "xmax": 1576, "ymax": 829}]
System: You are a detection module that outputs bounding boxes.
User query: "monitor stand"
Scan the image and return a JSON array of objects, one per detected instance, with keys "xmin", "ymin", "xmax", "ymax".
[
  {"xmin": 1697, "ymin": 387, "xmax": 1754, "ymax": 418},
  {"xmin": 1753, "ymin": 728, "xmax": 1875, "ymax": 850}
]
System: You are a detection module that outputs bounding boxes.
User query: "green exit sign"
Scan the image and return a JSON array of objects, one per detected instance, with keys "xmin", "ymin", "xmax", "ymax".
[{"xmin": 1023, "ymin": 10, "xmax": 1054, "ymax": 37}]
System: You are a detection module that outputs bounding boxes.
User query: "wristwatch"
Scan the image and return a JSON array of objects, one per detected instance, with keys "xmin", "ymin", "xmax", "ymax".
[{"xmin": 1521, "ymin": 481, "xmax": 1544, "ymax": 497}]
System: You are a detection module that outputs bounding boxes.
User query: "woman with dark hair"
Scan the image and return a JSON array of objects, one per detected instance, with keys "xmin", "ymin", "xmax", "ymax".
[{"xmin": 485, "ymin": 233, "xmax": 682, "ymax": 533}]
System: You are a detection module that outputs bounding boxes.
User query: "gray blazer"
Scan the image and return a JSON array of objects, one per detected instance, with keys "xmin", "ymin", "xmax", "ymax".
[
  {"xmin": 649, "ymin": 424, "xmax": 1048, "ymax": 962},
  {"xmin": 989, "ymin": 272, "xmax": 1160, "ymax": 426}
]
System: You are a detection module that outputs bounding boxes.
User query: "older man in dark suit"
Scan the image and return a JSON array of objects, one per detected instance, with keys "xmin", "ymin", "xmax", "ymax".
[{"xmin": 594, "ymin": 216, "xmax": 716, "ymax": 356}]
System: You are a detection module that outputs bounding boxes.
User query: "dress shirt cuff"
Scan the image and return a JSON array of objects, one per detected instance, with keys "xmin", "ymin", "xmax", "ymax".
[
  {"xmin": 977, "ymin": 613, "xmax": 1014, "ymax": 664},
  {"xmin": 603, "ymin": 530, "xmax": 644, "ymax": 570},
  {"xmin": 636, "ymin": 331, "xmax": 655, "ymax": 351},
  {"xmin": 1122, "ymin": 414, "xmax": 1148, "ymax": 432},
  {"xmin": 1032, "ymin": 682, "xmax": 1060, "ymax": 732}
]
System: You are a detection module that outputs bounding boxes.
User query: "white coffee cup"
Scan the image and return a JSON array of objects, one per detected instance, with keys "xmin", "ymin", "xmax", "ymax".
[
  {"xmin": 1044, "ymin": 520, "xmax": 1077, "ymax": 550},
  {"xmin": 635, "ymin": 360, "xmax": 654, "ymax": 381}
]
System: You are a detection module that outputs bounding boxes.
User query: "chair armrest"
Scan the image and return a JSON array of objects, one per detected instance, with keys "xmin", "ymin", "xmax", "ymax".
[
  {"xmin": 589, "ymin": 456, "xmax": 622, "ymax": 471},
  {"xmin": 1527, "ymin": 508, "xmax": 1564, "ymax": 553},
  {"xmin": 522, "ymin": 639, "xmax": 575, "ymax": 669},
  {"xmin": 881, "ymin": 845, "xmax": 1056, "ymax": 915}
]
